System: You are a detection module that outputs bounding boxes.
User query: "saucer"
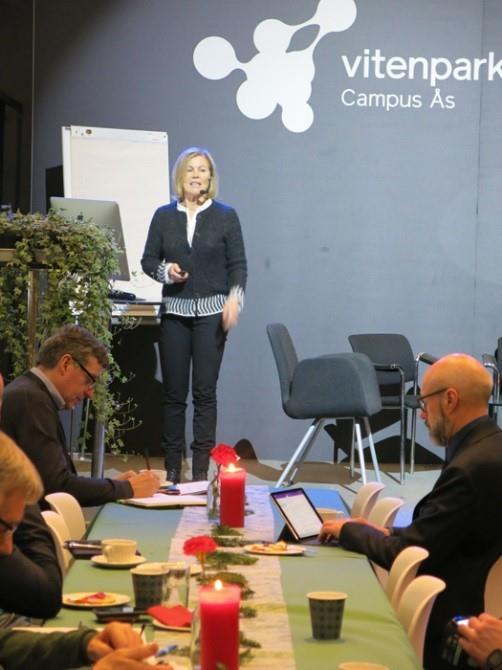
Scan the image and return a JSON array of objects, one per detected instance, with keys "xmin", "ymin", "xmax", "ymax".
[{"xmin": 91, "ymin": 554, "xmax": 147, "ymax": 569}]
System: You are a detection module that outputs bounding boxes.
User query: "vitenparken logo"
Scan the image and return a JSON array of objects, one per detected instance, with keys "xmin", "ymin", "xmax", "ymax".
[
  {"xmin": 193, "ymin": 0, "xmax": 357, "ymax": 133},
  {"xmin": 193, "ymin": 0, "xmax": 502, "ymax": 132}
]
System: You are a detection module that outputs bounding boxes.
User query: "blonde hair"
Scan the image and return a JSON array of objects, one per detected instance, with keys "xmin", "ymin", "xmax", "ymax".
[
  {"xmin": 0, "ymin": 431, "xmax": 43, "ymax": 503},
  {"xmin": 172, "ymin": 147, "xmax": 218, "ymax": 201}
]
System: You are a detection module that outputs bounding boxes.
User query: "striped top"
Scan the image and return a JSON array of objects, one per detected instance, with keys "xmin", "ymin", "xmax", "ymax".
[{"xmin": 141, "ymin": 199, "xmax": 247, "ymax": 319}]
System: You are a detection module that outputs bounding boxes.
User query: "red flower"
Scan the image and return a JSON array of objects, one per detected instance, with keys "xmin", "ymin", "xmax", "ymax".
[
  {"xmin": 183, "ymin": 535, "xmax": 218, "ymax": 557},
  {"xmin": 210, "ymin": 443, "xmax": 239, "ymax": 467}
]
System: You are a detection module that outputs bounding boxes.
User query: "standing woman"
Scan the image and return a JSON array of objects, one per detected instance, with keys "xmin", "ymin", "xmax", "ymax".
[{"xmin": 141, "ymin": 147, "xmax": 247, "ymax": 483}]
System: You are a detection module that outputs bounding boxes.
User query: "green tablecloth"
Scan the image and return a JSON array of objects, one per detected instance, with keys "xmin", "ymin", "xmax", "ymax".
[{"xmin": 47, "ymin": 489, "xmax": 422, "ymax": 669}]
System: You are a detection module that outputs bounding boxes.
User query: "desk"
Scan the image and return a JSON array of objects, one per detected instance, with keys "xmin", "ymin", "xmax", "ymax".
[{"xmin": 47, "ymin": 489, "xmax": 421, "ymax": 669}]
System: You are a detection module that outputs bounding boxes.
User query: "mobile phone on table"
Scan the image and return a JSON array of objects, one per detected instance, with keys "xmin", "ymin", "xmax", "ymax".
[{"xmin": 94, "ymin": 605, "xmax": 142, "ymax": 623}]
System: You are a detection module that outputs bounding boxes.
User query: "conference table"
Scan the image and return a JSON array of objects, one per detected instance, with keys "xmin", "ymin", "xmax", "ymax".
[{"xmin": 46, "ymin": 487, "xmax": 422, "ymax": 670}]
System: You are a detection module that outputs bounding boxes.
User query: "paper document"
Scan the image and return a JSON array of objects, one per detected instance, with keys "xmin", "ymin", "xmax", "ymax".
[
  {"xmin": 176, "ymin": 481, "xmax": 209, "ymax": 495},
  {"xmin": 120, "ymin": 493, "xmax": 207, "ymax": 508}
]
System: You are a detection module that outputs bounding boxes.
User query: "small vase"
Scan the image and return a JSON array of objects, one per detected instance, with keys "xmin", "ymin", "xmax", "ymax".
[{"xmin": 206, "ymin": 466, "xmax": 220, "ymax": 521}]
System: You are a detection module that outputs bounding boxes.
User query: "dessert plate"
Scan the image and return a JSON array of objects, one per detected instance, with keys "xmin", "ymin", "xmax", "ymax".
[
  {"xmin": 63, "ymin": 592, "xmax": 130, "ymax": 608},
  {"xmin": 243, "ymin": 543, "xmax": 305, "ymax": 556}
]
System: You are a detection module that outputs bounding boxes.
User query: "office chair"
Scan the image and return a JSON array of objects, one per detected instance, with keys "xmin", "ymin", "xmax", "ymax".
[
  {"xmin": 267, "ymin": 323, "xmax": 382, "ymax": 487},
  {"xmin": 348, "ymin": 333, "xmax": 436, "ymax": 483}
]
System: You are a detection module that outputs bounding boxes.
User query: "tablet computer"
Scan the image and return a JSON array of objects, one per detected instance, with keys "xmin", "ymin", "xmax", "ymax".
[{"xmin": 270, "ymin": 487, "xmax": 324, "ymax": 544}]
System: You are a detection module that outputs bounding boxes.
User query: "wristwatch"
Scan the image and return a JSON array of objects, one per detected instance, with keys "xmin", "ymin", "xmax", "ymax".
[{"xmin": 486, "ymin": 649, "xmax": 502, "ymax": 670}]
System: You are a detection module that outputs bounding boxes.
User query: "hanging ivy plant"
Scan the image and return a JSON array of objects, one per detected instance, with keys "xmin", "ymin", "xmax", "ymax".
[{"xmin": 0, "ymin": 209, "xmax": 132, "ymax": 452}]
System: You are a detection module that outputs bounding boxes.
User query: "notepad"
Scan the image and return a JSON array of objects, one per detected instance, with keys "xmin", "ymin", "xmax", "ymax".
[{"xmin": 120, "ymin": 493, "xmax": 207, "ymax": 508}]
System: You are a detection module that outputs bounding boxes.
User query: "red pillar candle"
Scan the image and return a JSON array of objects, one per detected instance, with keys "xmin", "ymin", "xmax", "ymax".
[
  {"xmin": 200, "ymin": 580, "xmax": 240, "ymax": 670},
  {"xmin": 219, "ymin": 463, "xmax": 246, "ymax": 527}
]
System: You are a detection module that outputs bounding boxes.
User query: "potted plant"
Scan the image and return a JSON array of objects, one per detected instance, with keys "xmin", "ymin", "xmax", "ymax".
[{"xmin": 0, "ymin": 208, "xmax": 131, "ymax": 452}]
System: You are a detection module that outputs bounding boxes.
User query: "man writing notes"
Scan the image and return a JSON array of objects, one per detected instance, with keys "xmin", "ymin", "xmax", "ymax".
[
  {"xmin": 1, "ymin": 325, "xmax": 159, "ymax": 506},
  {"xmin": 320, "ymin": 354, "xmax": 502, "ymax": 670}
]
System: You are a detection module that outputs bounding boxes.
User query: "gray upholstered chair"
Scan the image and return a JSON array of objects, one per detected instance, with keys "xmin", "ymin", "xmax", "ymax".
[
  {"xmin": 348, "ymin": 333, "xmax": 436, "ymax": 483},
  {"xmin": 482, "ymin": 341, "xmax": 502, "ymax": 421},
  {"xmin": 267, "ymin": 323, "xmax": 383, "ymax": 487}
]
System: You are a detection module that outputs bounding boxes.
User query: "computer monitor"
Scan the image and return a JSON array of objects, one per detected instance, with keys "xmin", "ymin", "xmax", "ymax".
[{"xmin": 50, "ymin": 197, "xmax": 130, "ymax": 281}]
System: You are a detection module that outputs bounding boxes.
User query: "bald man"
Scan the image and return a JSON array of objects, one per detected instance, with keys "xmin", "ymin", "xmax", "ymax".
[{"xmin": 320, "ymin": 354, "xmax": 502, "ymax": 670}]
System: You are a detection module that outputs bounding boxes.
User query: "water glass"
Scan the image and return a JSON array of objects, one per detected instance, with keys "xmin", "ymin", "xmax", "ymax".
[{"xmin": 163, "ymin": 561, "xmax": 190, "ymax": 607}]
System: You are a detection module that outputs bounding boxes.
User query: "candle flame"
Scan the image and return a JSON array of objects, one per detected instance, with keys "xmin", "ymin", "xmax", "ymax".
[
  {"xmin": 214, "ymin": 579, "xmax": 223, "ymax": 591},
  {"xmin": 227, "ymin": 462, "xmax": 238, "ymax": 472}
]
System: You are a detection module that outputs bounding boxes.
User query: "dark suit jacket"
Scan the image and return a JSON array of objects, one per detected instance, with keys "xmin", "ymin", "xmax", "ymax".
[
  {"xmin": 0, "ymin": 504, "xmax": 62, "ymax": 618},
  {"xmin": 1, "ymin": 371, "xmax": 133, "ymax": 506},
  {"xmin": 339, "ymin": 417, "xmax": 502, "ymax": 670}
]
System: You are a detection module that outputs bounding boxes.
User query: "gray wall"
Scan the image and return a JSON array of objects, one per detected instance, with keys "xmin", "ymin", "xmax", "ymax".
[
  {"xmin": 31, "ymin": 0, "xmax": 502, "ymax": 459},
  {"xmin": 0, "ymin": 0, "xmax": 32, "ymax": 212}
]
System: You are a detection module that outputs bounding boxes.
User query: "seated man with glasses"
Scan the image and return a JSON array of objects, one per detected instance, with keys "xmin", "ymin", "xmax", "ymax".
[
  {"xmin": 0, "ymin": 325, "xmax": 159, "ymax": 507},
  {"xmin": 320, "ymin": 353, "xmax": 502, "ymax": 670}
]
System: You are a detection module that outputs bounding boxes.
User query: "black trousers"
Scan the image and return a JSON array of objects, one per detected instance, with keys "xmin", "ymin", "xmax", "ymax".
[{"xmin": 158, "ymin": 313, "xmax": 226, "ymax": 473}]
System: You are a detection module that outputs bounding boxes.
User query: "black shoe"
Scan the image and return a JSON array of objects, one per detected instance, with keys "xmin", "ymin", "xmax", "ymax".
[
  {"xmin": 192, "ymin": 470, "xmax": 208, "ymax": 482},
  {"xmin": 167, "ymin": 469, "xmax": 180, "ymax": 485}
]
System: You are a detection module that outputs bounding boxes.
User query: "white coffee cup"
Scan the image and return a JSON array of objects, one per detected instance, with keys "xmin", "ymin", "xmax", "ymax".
[
  {"xmin": 102, "ymin": 538, "xmax": 137, "ymax": 563},
  {"xmin": 140, "ymin": 468, "xmax": 168, "ymax": 486}
]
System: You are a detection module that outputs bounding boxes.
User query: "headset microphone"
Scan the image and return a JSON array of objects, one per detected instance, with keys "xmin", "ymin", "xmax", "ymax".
[{"xmin": 197, "ymin": 188, "xmax": 208, "ymax": 205}]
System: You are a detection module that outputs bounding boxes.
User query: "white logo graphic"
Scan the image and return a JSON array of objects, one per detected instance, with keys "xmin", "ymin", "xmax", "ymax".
[{"xmin": 193, "ymin": 0, "xmax": 357, "ymax": 133}]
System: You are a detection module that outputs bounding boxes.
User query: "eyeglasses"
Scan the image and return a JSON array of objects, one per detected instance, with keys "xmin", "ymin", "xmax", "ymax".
[
  {"xmin": 0, "ymin": 516, "xmax": 19, "ymax": 538},
  {"xmin": 417, "ymin": 387, "xmax": 448, "ymax": 411},
  {"xmin": 72, "ymin": 356, "xmax": 98, "ymax": 389}
]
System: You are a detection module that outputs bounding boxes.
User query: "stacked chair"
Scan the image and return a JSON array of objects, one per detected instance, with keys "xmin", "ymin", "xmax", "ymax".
[
  {"xmin": 350, "ymin": 481, "xmax": 385, "ymax": 518},
  {"xmin": 385, "ymin": 546, "xmax": 430, "ymax": 610},
  {"xmin": 41, "ymin": 510, "xmax": 72, "ymax": 574},
  {"xmin": 367, "ymin": 496, "xmax": 404, "ymax": 528},
  {"xmin": 45, "ymin": 492, "xmax": 86, "ymax": 539},
  {"xmin": 396, "ymin": 574, "xmax": 446, "ymax": 663}
]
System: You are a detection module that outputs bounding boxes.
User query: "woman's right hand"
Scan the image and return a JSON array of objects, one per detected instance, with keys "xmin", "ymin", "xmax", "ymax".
[{"xmin": 168, "ymin": 263, "xmax": 189, "ymax": 283}]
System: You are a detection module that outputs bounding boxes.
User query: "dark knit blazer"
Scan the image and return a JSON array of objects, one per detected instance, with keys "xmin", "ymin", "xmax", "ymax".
[{"xmin": 141, "ymin": 200, "xmax": 247, "ymax": 307}]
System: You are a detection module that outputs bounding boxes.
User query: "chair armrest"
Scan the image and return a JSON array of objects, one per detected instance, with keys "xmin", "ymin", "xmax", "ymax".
[
  {"xmin": 482, "ymin": 353, "xmax": 498, "ymax": 368},
  {"xmin": 482, "ymin": 354, "xmax": 501, "ymax": 403},
  {"xmin": 413, "ymin": 352, "xmax": 438, "ymax": 394},
  {"xmin": 372, "ymin": 364, "xmax": 405, "ymax": 400},
  {"xmin": 373, "ymin": 363, "xmax": 402, "ymax": 372},
  {"xmin": 416, "ymin": 352, "xmax": 437, "ymax": 366}
]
